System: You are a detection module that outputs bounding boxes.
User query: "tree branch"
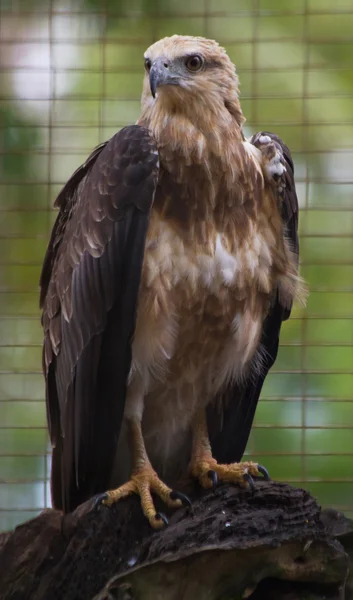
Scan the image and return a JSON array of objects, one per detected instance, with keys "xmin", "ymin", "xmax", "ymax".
[{"xmin": 0, "ymin": 482, "xmax": 352, "ymax": 600}]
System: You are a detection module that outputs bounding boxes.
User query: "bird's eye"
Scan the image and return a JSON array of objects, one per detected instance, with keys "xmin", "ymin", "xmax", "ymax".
[
  {"xmin": 185, "ymin": 55, "xmax": 203, "ymax": 72},
  {"xmin": 144, "ymin": 58, "xmax": 152, "ymax": 72}
]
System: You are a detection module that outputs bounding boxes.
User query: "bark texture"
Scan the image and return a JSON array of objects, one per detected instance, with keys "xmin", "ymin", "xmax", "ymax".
[{"xmin": 0, "ymin": 482, "xmax": 352, "ymax": 600}]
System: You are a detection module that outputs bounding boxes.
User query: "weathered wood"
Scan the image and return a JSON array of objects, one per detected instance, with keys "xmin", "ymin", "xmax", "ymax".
[{"xmin": 0, "ymin": 482, "xmax": 352, "ymax": 600}]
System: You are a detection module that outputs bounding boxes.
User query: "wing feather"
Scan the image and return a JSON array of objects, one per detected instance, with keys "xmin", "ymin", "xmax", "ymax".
[
  {"xmin": 209, "ymin": 132, "xmax": 299, "ymax": 464},
  {"xmin": 40, "ymin": 125, "xmax": 159, "ymax": 511}
]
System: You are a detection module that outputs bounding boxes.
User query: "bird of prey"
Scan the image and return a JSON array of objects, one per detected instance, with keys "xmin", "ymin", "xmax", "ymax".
[{"xmin": 40, "ymin": 35, "xmax": 304, "ymax": 528}]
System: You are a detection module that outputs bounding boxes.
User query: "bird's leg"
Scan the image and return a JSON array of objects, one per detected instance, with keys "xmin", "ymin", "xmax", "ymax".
[
  {"xmin": 190, "ymin": 409, "xmax": 270, "ymax": 489},
  {"xmin": 102, "ymin": 417, "xmax": 190, "ymax": 529}
]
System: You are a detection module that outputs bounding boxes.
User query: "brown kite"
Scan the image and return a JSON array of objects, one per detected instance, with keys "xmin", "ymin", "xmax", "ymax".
[{"xmin": 40, "ymin": 35, "xmax": 304, "ymax": 528}]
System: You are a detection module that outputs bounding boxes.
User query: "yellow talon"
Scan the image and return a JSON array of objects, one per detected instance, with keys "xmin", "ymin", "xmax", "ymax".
[
  {"xmin": 101, "ymin": 419, "xmax": 189, "ymax": 529},
  {"xmin": 103, "ymin": 467, "xmax": 183, "ymax": 529},
  {"xmin": 190, "ymin": 409, "xmax": 267, "ymax": 491},
  {"xmin": 191, "ymin": 457, "xmax": 260, "ymax": 488}
]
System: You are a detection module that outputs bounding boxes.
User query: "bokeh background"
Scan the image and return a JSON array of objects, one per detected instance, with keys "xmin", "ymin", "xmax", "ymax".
[{"xmin": 0, "ymin": 0, "xmax": 352, "ymax": 532}]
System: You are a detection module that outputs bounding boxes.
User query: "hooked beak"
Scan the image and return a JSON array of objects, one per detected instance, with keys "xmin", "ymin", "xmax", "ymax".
[{"xmin": 149, "ymin": 58, "xmax": 180, "ymax": 98}]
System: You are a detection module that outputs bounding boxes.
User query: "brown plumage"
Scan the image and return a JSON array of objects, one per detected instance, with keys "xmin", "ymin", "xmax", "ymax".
[{"xmin": 40, "ymin": 35, "xmax": 305, "ymax": 526}]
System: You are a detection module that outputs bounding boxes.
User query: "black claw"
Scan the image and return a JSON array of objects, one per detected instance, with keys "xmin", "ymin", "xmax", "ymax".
[
  {"xmin": 243, "ymin": 473, "xmax": 255, "ymax": 491},
  {"xmin": 208, "ymin": 469, "xmax": 218, "ymax": 488},
  {"xmin": 170, "ymin": 490, "xmax": 192, "ymax": 507},
  {"xmin": 93, "ymin": 492, "xmax": 108, "ymax": 509},
  {"xmin": 155, "ymin": 512, "xmax": 169, "ymax": 527},
  {"xmin": 258, "ymin": 465, "xmax": 271, "ymax": 481}
]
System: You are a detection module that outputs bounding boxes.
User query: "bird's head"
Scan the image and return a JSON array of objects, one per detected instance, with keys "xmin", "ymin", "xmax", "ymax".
[{"xmin": 140, "ymin": 35, "xmax": 244, "ymax": 129}]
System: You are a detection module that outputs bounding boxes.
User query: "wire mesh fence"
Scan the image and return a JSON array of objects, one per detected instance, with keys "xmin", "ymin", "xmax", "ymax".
[{"xmin": 0, "ymin": 0, "xmax": 352, "ymax": 531}]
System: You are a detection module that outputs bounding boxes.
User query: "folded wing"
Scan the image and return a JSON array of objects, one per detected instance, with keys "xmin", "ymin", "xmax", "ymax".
[
  {"xmin": 209, "ymin": 132, "xmax": 299, "ymax": 463},
  {"xmin": 40, "ymin": 126, "xmax": 159, "ymax": 511}
]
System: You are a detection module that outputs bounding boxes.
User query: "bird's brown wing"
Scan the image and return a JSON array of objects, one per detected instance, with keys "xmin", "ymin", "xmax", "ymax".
[
  {"xmin": 208, "ymin": 132, "xmax": 299, "ymax": 464},
  {"xmin": 40, "ymin": 125, "xmax": 159, "ymax": 512}
]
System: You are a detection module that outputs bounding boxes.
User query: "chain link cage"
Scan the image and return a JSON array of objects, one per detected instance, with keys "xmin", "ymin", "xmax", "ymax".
[{"xmin": 0, "ymin": 0, "xmax": 352, "ymax": 531}]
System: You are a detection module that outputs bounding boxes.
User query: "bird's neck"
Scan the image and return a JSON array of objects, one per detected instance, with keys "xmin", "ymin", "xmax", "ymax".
[
  {"xmin": 138, "ymin": 104, "xmax": 256, "ymax": 242},
  {"xmin": 139, "ymin": 97, "xmax": 244, "ymax": 165}
]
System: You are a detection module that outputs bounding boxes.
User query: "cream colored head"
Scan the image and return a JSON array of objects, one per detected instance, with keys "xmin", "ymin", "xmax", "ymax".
[{"xmin": 140, "ymin": 35, "xmax": 244, "ymax": 127}]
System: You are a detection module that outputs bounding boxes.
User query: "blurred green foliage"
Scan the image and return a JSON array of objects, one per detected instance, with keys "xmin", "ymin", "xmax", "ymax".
[{"xmin": 0, "ymin": 0, "xmax": 352, "ymax": 531}]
